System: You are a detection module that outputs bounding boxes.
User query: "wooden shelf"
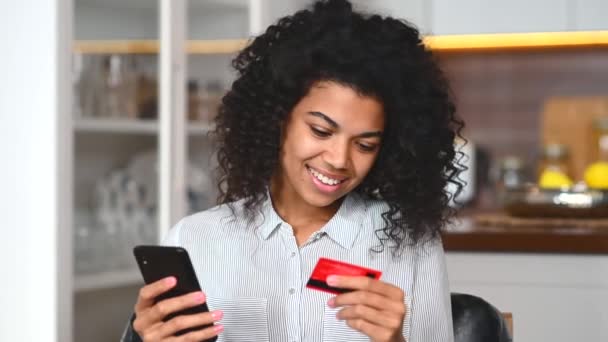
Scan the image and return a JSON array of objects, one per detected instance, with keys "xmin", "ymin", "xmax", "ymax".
[
  {"xmin": 75, "ymin": 268, "xmax": 142, "ymax": 292},
  {"xmin": 74, "ymin": 31, "xmax": 608, "ymax": 55},
  {"xmin": 74, "ymin": 39, "xmax": 247, "ymax": 55},
  {"xmin": 74, "ymin": 117, "xmax": 213, "ymax": 135}
]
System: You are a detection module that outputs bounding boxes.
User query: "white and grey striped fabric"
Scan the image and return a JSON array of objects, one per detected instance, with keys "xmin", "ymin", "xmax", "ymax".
[{"xmin": 127, "ymin": 192, "xmax": 453, "ymax": 342}]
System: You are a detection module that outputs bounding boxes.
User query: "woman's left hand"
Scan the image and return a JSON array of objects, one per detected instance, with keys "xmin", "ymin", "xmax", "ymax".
[{"xmin": 327, "ymin": 275, "xmax": 407, "ymax": 342}]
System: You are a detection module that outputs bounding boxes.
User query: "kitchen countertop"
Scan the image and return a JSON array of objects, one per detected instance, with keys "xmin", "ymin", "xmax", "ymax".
[{"xmin": 442, "ymin": 215, "xmax": 608, "ymax": 254}]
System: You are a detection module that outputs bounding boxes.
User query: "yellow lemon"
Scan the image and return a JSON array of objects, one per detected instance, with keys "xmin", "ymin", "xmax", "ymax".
[
  {"xmin": 539, "ymin": 170, "xmax": 573, "ymax": 189},
  {"xmin": 584, "ymin": 161, "xmax": 608, "ymax": 189}
]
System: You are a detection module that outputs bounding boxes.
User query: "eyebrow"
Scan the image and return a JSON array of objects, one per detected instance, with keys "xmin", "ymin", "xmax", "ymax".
[{"xmin": 307, "ymin": 111, "xmax": 383, "ymax": 138}]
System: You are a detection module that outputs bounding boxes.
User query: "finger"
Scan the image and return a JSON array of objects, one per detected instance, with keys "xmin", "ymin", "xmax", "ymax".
[
  {"xmin": 157, "ymin": 310, "xmax": 223, "ymax": 339},
  {"xmin": 167, "ymin": 323, "xmax": 224, "ymax": 342},
  {"xmin": 137, "ymin": 291, "xmax": 207, "ymax": 331},
  {"xmin": 134, "ymin": 321, "xmax": 163, "ymax": 341},
  {"xmin": 345, "ymin": 318, "xmax": 393, "ymax": 342},
  {"xmin": 330, "ymin": 290, "xmax": 404, "ymax": 314},
  {"xmin": 337, "ymin": 305, "xmax": 402, "ymax": 330},
  {"xmin": 134, "ymin": 277, "xmax": 177, "ymax": 312},
  {"xmin": 327, "ymin": 275, "xmax": 404, "ymax": 301}
]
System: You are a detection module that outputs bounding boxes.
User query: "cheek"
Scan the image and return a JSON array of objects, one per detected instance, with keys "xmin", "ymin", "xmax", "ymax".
[
  {"xmin": 352, "ymin": 153, "xmax": 379, "ymax": 178},
  {"xmin": 285, "ymin": 132, "xmax": 321, "ymax": 161}
]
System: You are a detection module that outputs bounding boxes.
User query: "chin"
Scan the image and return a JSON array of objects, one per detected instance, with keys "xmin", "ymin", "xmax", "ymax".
[{"xmin": 302, "ymin": 189, "xmax": 347, "ymax": 208}]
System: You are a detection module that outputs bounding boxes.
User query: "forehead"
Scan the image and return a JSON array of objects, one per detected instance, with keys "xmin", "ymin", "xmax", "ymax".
[{"xmin": 294, "ymin": 81, "xmax": 385, "ymax": 130}]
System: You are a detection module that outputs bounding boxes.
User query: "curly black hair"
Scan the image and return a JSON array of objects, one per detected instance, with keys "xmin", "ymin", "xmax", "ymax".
[{"xmin": 213, "ymin": 0, "xmax": 465, "ymax": 251}]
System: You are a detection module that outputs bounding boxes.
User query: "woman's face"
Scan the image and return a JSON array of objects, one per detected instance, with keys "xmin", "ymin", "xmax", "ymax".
[{"xmin": 273, "ymin": 81, "xmax": 385, "ymax": 209}]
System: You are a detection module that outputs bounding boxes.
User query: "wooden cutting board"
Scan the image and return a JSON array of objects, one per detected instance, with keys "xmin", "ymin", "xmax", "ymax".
[{"xmin": 541, "ymin": 96, "xmax": 608, "ymax": 181}]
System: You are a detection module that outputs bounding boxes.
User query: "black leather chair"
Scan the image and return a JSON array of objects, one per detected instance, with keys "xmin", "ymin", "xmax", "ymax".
[{"xmin": 451, "ymin": 293, "xmax": 513, "ymax": 342}]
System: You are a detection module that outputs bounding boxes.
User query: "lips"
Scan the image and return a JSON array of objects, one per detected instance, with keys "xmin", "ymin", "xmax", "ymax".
[{"xmin": 306, "ymin": 165, "xmax": 348, "ymax": 186}]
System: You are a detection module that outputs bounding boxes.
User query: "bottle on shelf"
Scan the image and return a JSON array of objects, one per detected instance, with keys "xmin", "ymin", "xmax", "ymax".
[
  {"xmin": 538, "ymin": 143, "xmax": 573, "ymax": 189},
  {"xmin": 199, "ymin": 80, "xmax": 224, "ymax": 123},
  {"xmin": 494, "ymin": 155, "xmax": 529, "ymax": 206},
  {"xmin": 101, "ymin": 55, "xmax": 138, "ymax": 118},
  {"xmin": 591, "ymin": 117, "xmax": 608, "ymax": 162},
  {"xmin": 584, "ymin": 117, "xmax": 608, "ymax": 189},
  {"xmin": 188, "ymin": 80, "xmax": 202, "ymax": 121},
  {"xmin": 498, "ymin": 156, "xmax": 527, "ymax": 189}
]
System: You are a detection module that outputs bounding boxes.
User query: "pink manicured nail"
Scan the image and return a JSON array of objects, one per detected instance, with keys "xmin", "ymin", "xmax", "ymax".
[
  {"xmin": 327, "ymin": 298, "xmax": 336, "ymax": 307},
  {"xmin": 165, "ymin": 277, "xmax": 176, "ymax": 286},
  {"xmin": 211, "ymin": 310, "xmax": 223, "ymax": 320},
  {"xmin": 193, "ymin": 292, "xmax": 206, "ymax": 303},
  {"xmin": 214, "ymin": 325, "xmax": 224, "ymax": 333},
  {"xmin": 327, "ymin": 275, "xmax": 339, "ymax": 286}
]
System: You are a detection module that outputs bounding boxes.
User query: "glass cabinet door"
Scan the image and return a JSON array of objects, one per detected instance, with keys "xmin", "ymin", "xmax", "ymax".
[
  {"xmin": 72, "ymin": 0, "xmax": 160, "ymax": 341},
  {"xmin": 185, "ymin": 0, "xmax": 250, "ymax": 215},
  {"xmin": 70, "ymin": 1, "xmax": 285, "ymax": 341}
]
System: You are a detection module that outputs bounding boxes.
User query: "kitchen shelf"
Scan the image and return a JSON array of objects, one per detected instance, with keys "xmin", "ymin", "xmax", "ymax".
[
  {"xmin": 427, "ymin": 30, "xmax": 608, "ymax": 52},
  {"xmin": 443, "ymin": 214, "xmax": 608, "ymax": 254},
  {"xmin": 74, "ymin": 31, "xmax": 608, "ymax": 55},
  {"xmin": 75, "ymin": 268, "xmax": 142, "ymax": 292},
  {"xmin": 74, "ymin": 39, "xmax": 248, "ymax": 55},
  {"xmin": 74, "ymin": 117, "xmax": 214, "ymax": 135}
]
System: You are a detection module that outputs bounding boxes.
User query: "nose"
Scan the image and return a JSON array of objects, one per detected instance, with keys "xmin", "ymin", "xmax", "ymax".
[{"xmin": 324, "ymin": 139, "xmax": 350, "ymax": 170}]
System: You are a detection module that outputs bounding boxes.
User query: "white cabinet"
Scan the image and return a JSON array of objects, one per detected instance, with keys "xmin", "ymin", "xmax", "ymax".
[
  {"xmin": 348, "ymin": 0, "xmax": 608, "ymax": 36},
  {"xmin": 447, "ymin": 252, "xmax": 608, "ymax": 342},
  {"xmin": 72, "ymin": 0, "xmax": 253, "ymax": 289},
  {"xmin": 431, "ymin": 0, "xmax": 571, "ymax": 35},
  {"xmin": 252, "ymin": 0, "xmax": 608, "ymax": 37},
  {"xmin": 429, "ymin": 0, "xmax": 608, "ymax": 35},
  {"xmin": 573, "ymin": 0, "xmax": 608, "ymax": 31},
  {"xmin": 71, "ymin": 1, "xmax": 260, "ymax": 341}
]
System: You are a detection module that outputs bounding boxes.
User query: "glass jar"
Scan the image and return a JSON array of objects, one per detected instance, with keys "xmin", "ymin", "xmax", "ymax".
[
  {"xmin": 591, "ymin": 116, "xmax": 608, "ymax": 162},
  {"xmin": 498, "ymin": 156, "xmax": 527, "ymax": 189},
  {"xmin": 538, "ymin": 143, "xmax": 571, "ymax": 179},
  {"xmin": 494, "ymin": 156, "xmax": 528, "ymax": 206},
  {"xmin": 97, "ymin": 55, "xmax": 138, "ymax": 118}
]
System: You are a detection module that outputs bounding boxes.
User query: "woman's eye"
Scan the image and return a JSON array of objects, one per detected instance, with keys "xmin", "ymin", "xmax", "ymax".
[
  {"xmin": 357, "ymin": 142, "xmax": 378, "ymax": 152},
  {"xmin": 310, "ymin": 126, "xmax": 331, "ymax": 138}
]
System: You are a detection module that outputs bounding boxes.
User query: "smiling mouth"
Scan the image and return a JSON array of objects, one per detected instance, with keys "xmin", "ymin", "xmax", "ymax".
[{"xmin": 306, "ymin": 165, "xmax": 348, "ymax": 186}]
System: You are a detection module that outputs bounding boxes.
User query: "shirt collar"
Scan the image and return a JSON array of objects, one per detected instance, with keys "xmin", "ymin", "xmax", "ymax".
[
  {"xmin": 318, "ymin": 192, "xmax": 367, "ymax": 249},
  {"xmin": 258, "ymin": 191, "xmax": 368, "ymax": 250},
  {"xmin": 258, "ymin": 193, "xmax": 284, "ymax": 240}
]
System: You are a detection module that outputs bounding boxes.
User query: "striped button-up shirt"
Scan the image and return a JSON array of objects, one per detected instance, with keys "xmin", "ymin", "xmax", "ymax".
[{"xmin": 124, "ymin": 192, "xmax": 453, "ymax": 342}]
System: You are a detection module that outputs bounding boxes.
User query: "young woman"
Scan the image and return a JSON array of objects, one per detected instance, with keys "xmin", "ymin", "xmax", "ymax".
[{"xmin": 123, "ymin": 0, "xmax": 464, "ymax": 341}]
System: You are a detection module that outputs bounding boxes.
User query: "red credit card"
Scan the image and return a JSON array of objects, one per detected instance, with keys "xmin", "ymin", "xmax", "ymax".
[{"xmin": 306, "ymin": 257, "xmax": 382, "ymax": 295}]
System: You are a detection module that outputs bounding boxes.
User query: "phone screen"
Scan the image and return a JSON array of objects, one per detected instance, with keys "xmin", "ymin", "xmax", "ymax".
[{"xmin": 133, "ymin": 245, "xmax": 217, "ymax": 340}]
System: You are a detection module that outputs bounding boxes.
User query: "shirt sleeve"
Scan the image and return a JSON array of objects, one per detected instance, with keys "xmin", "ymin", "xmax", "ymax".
[
  {"xmin": 160, "ymin": 218, "xmax": 184, "ymax": 246},
  {"xmin": 406, "ymin": 238, "xmax": 454, "ymax": 342}
]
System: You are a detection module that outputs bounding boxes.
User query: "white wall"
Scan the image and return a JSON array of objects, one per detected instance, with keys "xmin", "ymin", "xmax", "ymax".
[{"xmin": 0, "ymin": 0, "xmax": 72, "ymax": 342}]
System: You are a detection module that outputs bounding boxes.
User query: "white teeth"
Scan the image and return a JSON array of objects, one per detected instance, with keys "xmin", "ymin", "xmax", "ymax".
[{"xmin": 308, "ymin": 167, "xmax": 342, "ymax": 186}]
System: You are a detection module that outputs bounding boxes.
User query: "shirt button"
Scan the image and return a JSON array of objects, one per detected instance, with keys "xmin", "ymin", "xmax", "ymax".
[
  {"xmin": 288, "ymin": 288, "xmax": 296, "ymax": 295},
  {"xmin": 290, "ymin": 252, "xmax": 296, "ymax": 257}
]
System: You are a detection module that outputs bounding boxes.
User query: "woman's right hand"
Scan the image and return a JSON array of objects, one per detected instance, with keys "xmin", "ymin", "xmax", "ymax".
[{"xmin": 133, "ymin": 276, "xmax": 224, "ymax": 341}]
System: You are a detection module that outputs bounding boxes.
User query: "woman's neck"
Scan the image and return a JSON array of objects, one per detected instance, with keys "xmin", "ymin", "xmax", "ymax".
[{"xmin": 269, "ymin": 176, "xmax": 342, "ymax": 244}]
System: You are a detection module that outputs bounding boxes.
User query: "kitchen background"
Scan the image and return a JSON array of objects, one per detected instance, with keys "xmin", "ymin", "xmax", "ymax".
[{"xmin": 2, "ymin": 0, "xmax": 608, "ymax": 341}]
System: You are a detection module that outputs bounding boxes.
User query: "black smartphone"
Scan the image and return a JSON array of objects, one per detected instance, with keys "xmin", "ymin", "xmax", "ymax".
[{"xmin": 133, "ymin": 245, "xmax": 217, "ymax": 341}]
